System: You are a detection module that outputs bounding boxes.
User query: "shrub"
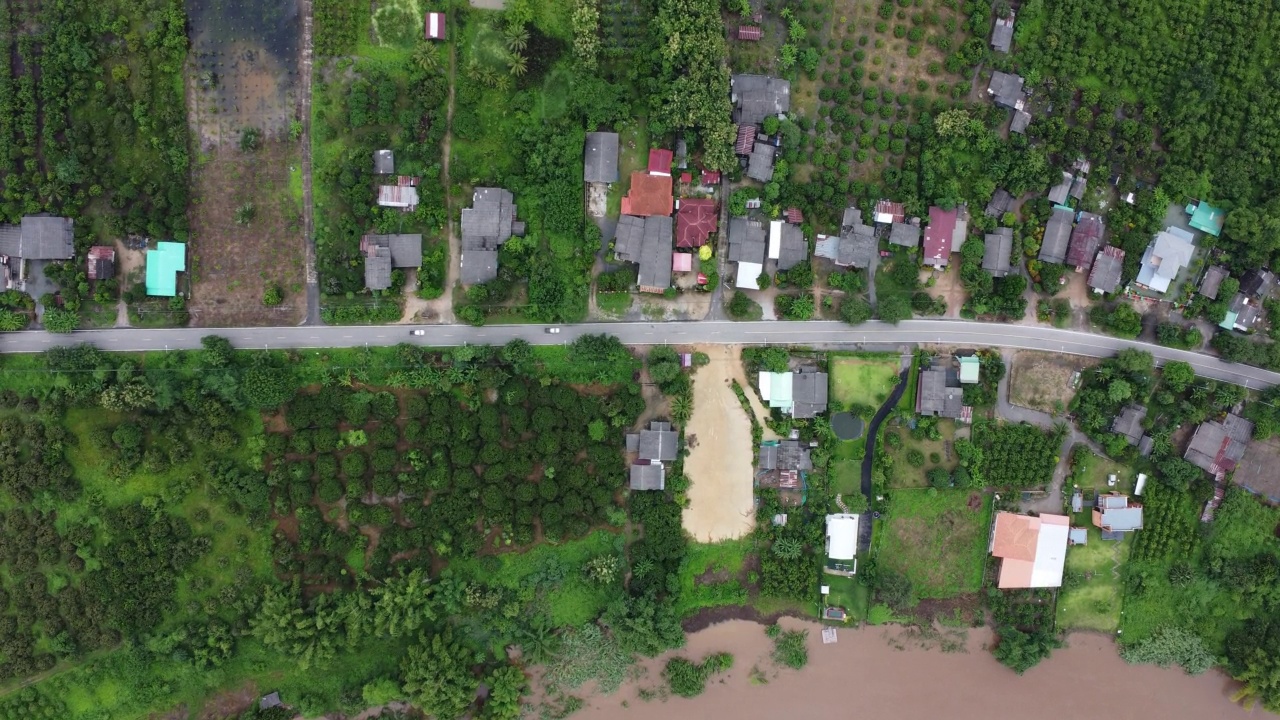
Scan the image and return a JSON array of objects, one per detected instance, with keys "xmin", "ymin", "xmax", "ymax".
[{"xmin": 770, "ymin": 627, "xmax": 808, "ymax": 669}]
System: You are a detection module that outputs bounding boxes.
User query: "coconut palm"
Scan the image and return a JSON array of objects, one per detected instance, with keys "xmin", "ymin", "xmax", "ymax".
[
  {"xmin": 505, "ymin": 25, "xmax": 528, "ymax": 54},
  {"xmin": 671, "ymin": 393, "xmax": 693, "ymax": 426},
  {"xmin": 412, "ymin": 43, "xmax": 440, "ymax": 74},
  {"xmin": 508, "ymin": 54, "xmax": 527, "ymax": 77}
]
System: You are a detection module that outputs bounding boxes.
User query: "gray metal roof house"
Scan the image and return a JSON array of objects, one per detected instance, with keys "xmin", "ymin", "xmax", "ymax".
[
  {"xmin": 889, "ymin": 221, "xmax": 920, "ymax": 248},
  {"xmin": 1010, "ymin": 110, "xmax": 1031, "ymax": 134},
  {"xmin": 1093, "ymin": 493, "xmax": 1143, "ymax": 533},
  {"xmin": 728, "ymin": 217, "xmax": 767, "ymax": 264},
  {"xmin": 1199, "ymin": 265, "xmax": 1228, "ymax": 299},
  {"xmin": 613, "ymin": 215, "xmax": 673, "ymax": 293},
  {"xmin": 916, "ymin": 364, "xmax": 966, "ymax": 419},
  {"xmin": 746, "ymin": 142, "xmax": 776, "ymax": 182},
  {"xmin": 730, "ymin": 74, "xmax": 791, "ymax": 126},
  {"xmin": 1088, "ymin": 245, "xmax": 1125, "ymax": 294},
  {"xmin": 1111, "ymin": 405, "xmax": 1147, "ymax": 445},
  {"xmin": 373, "ymin": 149, "xmax": 394, "ymax": 175},
  {"xmin": 460, "ymin": 188, "xmax": 523, "ymax": 285},
  {"xmin": 790, "ymin": 371, "xmax": 829, "ymax": 419},
  {"xmin": 758, "ymin": 440, "xmax": 814, "ymax": 471},
  {"xmin": 1048, "ymin": 171, "xmax": 1072, "ymax": 205},
  {"xmin": 815, "ymin": 208, "xmax": 876, "ymax": 269},
  {"xmin": 1185, "ymin": 413, "xmax": 1254, "ymax": 473},
  {"xmin": 985, "ymin": 189, "xmax": 1013, "ymax": 218},
  {"xmin": 626, "ymin": 420, "xmax": 678, "ymax": 491},
  {"xmin": 991, "ymin": 14, "xmax": 1015, "ymax": 53},
  {"xmin": 1240, "ymin": 268, "xmax": 1277, "ymax": 299},
  {"xmin": 629, "ymin": 461, "xmax": 665, "ymax": 491},
  {"xmin": 1038, "ymin": 207, "xmax": 1074, "ymax": 264},
  {"xmin": 982, "ymin": 228, "xmax": 1013, "ymax": 277},
  {"xmin": 987, "ymin": 71, "xmax": 1026, "ymax": 110},
  {"xmin": 0, "ymin": 216, "xmax": 74, "ymax": 261},
  {"xmin": 361, "ymin": 234, "xmax": 422, "ymax": 291},
  {"xmin": 584, "ymin": 132, "xmax": 620, "ymax": 184},
  {"xmin": 775, "ymin": 221, "xmax": 809, "ymax": 271}
]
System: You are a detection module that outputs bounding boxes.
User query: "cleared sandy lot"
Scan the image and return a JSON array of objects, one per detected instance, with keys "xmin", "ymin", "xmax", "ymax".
[{"xmin": 682, "ymin": 345, "xmax": 757, "ymax": 541}]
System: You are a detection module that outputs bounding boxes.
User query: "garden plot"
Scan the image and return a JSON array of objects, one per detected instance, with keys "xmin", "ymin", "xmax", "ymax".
[
  {"xmin": 372, "ymin": 0, "xmax": 424, "ymax": 48},
  {"xmin": 1009, "ymin": 350, "xmax": 1097, "ymax": 415},
  {"xmin": 878, "ymin": 488, "xmax": 991, "ymax": 598}
]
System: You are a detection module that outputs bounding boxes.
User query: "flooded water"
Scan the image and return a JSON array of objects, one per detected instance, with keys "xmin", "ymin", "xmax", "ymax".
[{"xmin": 577, "ymin": 619, "xmax": 1257, "ymax": 720}]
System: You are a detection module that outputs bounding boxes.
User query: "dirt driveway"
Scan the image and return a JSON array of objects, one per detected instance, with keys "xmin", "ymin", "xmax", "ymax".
[{"xmin": 683, "ymin": 345, "xmax": 758, "ymax": 541}]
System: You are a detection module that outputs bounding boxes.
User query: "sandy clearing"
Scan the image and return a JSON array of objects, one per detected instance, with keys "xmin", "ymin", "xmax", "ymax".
[
  {"xmin": 682, "ymin": 345, "xmax": 757, "ymax": 542},
  {"xmin": 573, "ymin": 618, "xmax": 1255, "ymax": 720}
]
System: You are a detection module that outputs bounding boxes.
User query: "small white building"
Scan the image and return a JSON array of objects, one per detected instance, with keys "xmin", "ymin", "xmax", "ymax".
[{"xmin": 825, "ymin": 513, "xmax": 859, "ymax": 575}]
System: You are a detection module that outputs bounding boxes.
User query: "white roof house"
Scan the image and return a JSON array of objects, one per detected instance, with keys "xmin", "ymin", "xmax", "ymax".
[
  {"xmin": 825, "ymin": 513, "xmax": 859, "ymax": 561},
  {"xmin": 736, "ymin": 261, "xmax": 763, "ymax": 289},
  {"xmin": 759, "ymin": 371, "xmax": 794, "ymax": 411},
  {"xmin": 990, "ymin": 512, "xmax": 1070, "ymax": 588},
  {"xmin": 1135, "ymin": 227, "xmax": 1194, "ymax": 294},
  {"xmin": 768, "ymin": 220, "xmax": 783, "ymax": 260}
]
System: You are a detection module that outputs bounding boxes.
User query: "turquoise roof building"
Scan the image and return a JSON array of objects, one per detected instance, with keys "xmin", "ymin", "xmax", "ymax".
[
  {"xmin": 1186, "ymin": 201, "xmax": 1225, "ymax": 237},
  {"xmin": 146, "ymin": 241, "xmax": 187, "ymax": 297}
]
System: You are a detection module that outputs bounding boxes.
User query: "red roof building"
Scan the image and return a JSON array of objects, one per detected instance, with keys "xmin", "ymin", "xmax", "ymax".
[
  {"xmin": 785, "ymin": 207, "xmax": 804, "ymax": 224},
  {"xmin": 676, "ymin": 198, "xmax": 718, "ymax": 248},
  {"xmin": 923, "ymin": 206, "xmax": 959, "ymax": 267},
  {"xmin": 738, "ymin": 26, "xmax": 762, "ymax": 41},
  {"xmin": 874, "ymin": 199, "xmax": 905, "ymax": 224},
  {"xmin": 702, "ymin": 169, "xmax": 721, "ymax": 185},
  {"xmin": 647, "ymin": 148, "xmax": 673, "ymax": 176},
  {"xmin": 735, "ymin": 124, "xmax": 756, "ymax": 155},
  {"xmin": 622, "ymin": 172, "xmax": 673, "ymax": 217},
  {"xmin": 425, "ymin": 12, "xmax": 446, "ymax": 40},
  {"xmin": 396, "ymin": 175, "xmax": 419, "ymax": 186},
  {"xmin": 1067, "ymin": 212, "xmax": 1105, "ymax": 271},
  {"xmin": 680, "ymin": 172, "xmax": 692, "ymax": 184},
  {"xmin": 672, "ymin": 253, "xmax": 693, "ymax": 272},
  {"xmin": 87, "ymin": 245, "xmax": 115, "ymax": 280}
]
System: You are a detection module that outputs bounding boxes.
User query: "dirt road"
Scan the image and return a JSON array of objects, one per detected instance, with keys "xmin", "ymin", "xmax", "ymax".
[{"xmin": 682, "ymin": 346, "xmax": 758, "ymax": 541}]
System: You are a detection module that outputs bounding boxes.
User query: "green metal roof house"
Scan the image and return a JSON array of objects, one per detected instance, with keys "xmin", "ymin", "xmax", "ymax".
[
  {"xmin": 958, "ymin": 355, "xmax": 981, "ymax": 384},
  {"xmin": 1186, "ymin": 200, "xmax": 1225, "ymax": 237},
  {"xmin": 146, "ymin": 241, "xmax": 187, "ymax": 297}
]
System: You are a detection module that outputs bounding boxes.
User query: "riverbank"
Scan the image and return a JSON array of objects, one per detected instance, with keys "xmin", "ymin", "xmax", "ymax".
[{"xmin": 575, "ymin": 619, "xmax": 1255, "ymax": 720}]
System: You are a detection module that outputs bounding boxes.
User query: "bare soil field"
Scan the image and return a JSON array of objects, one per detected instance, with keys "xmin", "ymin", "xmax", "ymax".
[
  {"xmin": 572, "ymin": 619, "xmax": 1256, "ymax": 720},
  {"xmin": 1008, "ymin": 350, "xmax": 1098, "ymax": 414},
  {"xmin": 187, "ymin": 141, "xmax": 306, "ymax": 326},
  {"xmin": 682, "ymin": 346, "xmax": 757, "ymax": 542}
]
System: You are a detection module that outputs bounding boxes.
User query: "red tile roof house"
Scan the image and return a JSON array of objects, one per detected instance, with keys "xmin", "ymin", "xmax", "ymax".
[
  {"xmin": 1067, "ymin": 211, "xmax": 1104, "ymax": 272},
  {"xmin": 785, "ymin": 207, "xmax": 804, "ymax": 224},
  {"xmin": 647, "ymin": 148, "xmax": 673, "ymax": 177},
  {"xmin": 922, "ymin": 206, "xmax": 959, "ymax": 268},
  {"xmin": 621, "ymin": 172, "xmax": 673, "ymax": 217},
  {"xmin": 425, "ymin": 12, "xmax": 446, "ymax": 40},
  {"xmin": 676, "ymin": 198, "xmax": 718, "ymax": 248},
  {"xmin": 702, "ymin": 169, "xmax": 721, "ymax": 185}
]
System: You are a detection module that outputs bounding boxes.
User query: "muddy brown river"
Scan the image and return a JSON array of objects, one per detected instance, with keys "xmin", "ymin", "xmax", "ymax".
[{"xmin": 575, "ymin": 619, "xmax": 1258, "ymax": 720}]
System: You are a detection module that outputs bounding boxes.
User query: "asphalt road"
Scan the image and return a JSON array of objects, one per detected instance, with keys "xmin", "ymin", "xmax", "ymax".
[{"xmin": 3, "ymin": 319, "xmax": 1278, "ymax": 389}]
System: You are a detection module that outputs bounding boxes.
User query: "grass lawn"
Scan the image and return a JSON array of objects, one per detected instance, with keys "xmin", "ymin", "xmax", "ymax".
[
  {"xmin": 830, "ymin": 438, "xmax": 866, "ymax": 498},
  {"xmin": 675, "ymin": 538, "xmax": 752, "ymax": 618},
  {"xmin": 595, "ymin": 291, "xmax": 633, "ymax": 317},
  {"xmin": 1068, "ymin": 447, "xmax": 1137, "ymax": 501},
  {"xmin": 605, "ymin": 119, "xmax": 650, "ymax": 218},
  {"xmin": 823, "ymin": 573, "xmax": 870, "ymax": 623},
  {"xmin": 1058, "ymin": 525, "xmax": 1132, "ymax": 632},
  {"xmin": 829, "ymin": 354, "xmax": 900, "ymax": 410},
  {"xmin": 878, "ymin": 489, "xmax": 992, "ymax": 598},
  {"xmin": 881, "ymin": 419, "xmax": 958, "ymax": 489}
]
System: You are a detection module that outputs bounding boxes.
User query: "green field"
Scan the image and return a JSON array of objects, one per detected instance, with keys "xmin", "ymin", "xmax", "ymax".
[
  {"xmin": 674, "ymin": 538, "xmax": 752, "ymax": 618},
  {"xmin": 1059, "ymin": 525, "xmax": 1132, "ymax": 632},
  {"xmin": 881, "ymin": 418, "xmax": 959, "ymax": 489},
  {"xmin": 830, "ymin": 439, "xmax": 866, "ymax": 498},
  {"xmin": 878, "ymin": 489, "xmax": 993, "ymax": 598},
  {"xmin": 823, "ymin": 574, "xmax": 870, "ymax": 623},
  {"xmin": 829, "ymin": 354, "xmax": 901, "ymax": 410}
]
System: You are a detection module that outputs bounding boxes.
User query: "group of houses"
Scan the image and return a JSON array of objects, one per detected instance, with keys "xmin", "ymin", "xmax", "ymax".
[
  {"xmin": 1206, "ymin": 267, "xmax": 1276, "ymax": 333},
  {"xmin": 915, "ymin": 353, "xmax": 980, "ymax": 422},
  {"xmin": 588, "ymin": 129, "xmax": 720, "ymax": 294},
  {"xmin": 1131, "ymin": 200, "xmax": 1226, "ymax": 298},
  {"xmin": 989, "ymin": 491, "xmax": 1144, "ymax": 588},
  {"xmin": 1038, "ymin": 205, "xmax": 1124, "ymax": 294},
  {"xmin": 814, "ymin": 202, "xmax": 920, "ymax": 271},
  {"xmin": 731, "ymin": 74, "xmax": 790, "ymax": 183},
  {"xmin": 987, "ymin": 71, "xmax": 1031, "ymax": 134},
  {"xmin": 364, "ymin": 150, "xmax": 427, "ymax": 291}
]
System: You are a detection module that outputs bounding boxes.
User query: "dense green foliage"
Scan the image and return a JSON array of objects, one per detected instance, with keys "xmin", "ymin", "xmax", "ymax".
[
  {"xmin": 966, "ymin": 421, "xmax": 1062, "ymax": 489},
  {"xmin": 663, "ymin": 651, "xmax": 732, "ymax": 698}
]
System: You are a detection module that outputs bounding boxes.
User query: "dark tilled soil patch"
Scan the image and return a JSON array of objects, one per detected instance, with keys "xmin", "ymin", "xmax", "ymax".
[{"xmin": 681, "ymin": 604, "xmax": 808, "ymax": 634}]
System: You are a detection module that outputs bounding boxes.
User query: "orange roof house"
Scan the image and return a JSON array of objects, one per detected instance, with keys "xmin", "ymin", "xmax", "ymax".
[
  {"xmin": 621, "ymin": 172, "xmax": 673, "ymax": 217},
  {"xmin": 989, "ymin": 512, "xmax": 1070, "ymax": 589}
]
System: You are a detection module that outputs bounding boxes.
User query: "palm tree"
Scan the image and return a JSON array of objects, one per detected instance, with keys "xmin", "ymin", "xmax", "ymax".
[
  {"xmin": 412, "ymin": 43, "xmax": 440, "ymax": 74},
  {"xmin": 508, "ymin": 54, "xmax": 527, "ymax": 78},
  {"xmin": 505, "ymin": 25, "xmax": 528, "ymax": 54},
  {"xmin": 671, "ymin": 394, "xmax": 693, "ymax": 426}
]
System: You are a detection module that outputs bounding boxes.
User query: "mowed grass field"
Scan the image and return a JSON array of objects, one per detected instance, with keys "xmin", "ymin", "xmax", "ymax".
[
  {"xmin": 830, "ymin": 355, "xmax": 901, "ymax": 410},
  {"xmin": 1058, "ymin": 524, "xmax": 1132, "ymax": 632},
  {"xmin": 878, "ymin": 489, "xmax": 993, "ymax": 598}
]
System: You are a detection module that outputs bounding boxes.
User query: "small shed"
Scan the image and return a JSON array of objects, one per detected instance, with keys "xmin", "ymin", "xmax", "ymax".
[
  {"xmin": 425, "ymin": 12, "xmax": 446, "ymax": 40},
  {"xmin": 374, "ymin": 149, "xmax": 394, "ymax": 175},
  {"xmin": 260, "ymin": 692, "xmax": 282, "ymax": 710},
  {"xmin": 737, "ymin": 25, "xmax": 762, "ymax": 41},
  {"xmin": 87, "ymin": 245, "xmax": 116, "ymax": 280}
]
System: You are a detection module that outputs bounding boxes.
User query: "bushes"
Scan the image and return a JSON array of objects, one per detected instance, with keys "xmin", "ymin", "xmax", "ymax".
[
  {"xmin": 663, "ymin": 652, "xmax": 733, "ymax": 697},
  {"xmin": 1121, "ymin": 626, "xmax": 1216, "ymax": 674},
  {"xmin": 727, "ymin": 291, "xmax": 763, "ymax": 320},
  {"xmin": 768, "ymin": 625, "xmax": 808, "ymax": 669}
]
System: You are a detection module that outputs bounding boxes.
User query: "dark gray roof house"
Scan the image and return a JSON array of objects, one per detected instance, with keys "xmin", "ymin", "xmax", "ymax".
[
  {"xmin": 637, "ymin": 420, "xmax": 678, "ymax": 462},
  {"xmin": 987, "ymin": 71, "xmax": 1026, "ymax": 110},
  {"xmin": 1199, "ymin": 265, "xmax": 1229, "ymax": 299},
  {"xmin": 1010, "ymin": 110, "xmax": 1031, "ymax": 134},
  {"xmin": 373, "ymin": 149, "xmax": 394, "ymax": 175},
  {"xmin": 629, "ymin": 461, "xmax": 665, "ymax": 491},
  {"xmin": 260, "ymin": 692, "xmax": 283, "ymax": 710},
  {"xmin": 1088, "ymin": 245, "xmax": 1125, "ymax": 294},
  {"xmin": 815, "ymin": 208, "xmax": 876, "ymax": 268},
  {"xmin": 730, "ymin": 74, "xmax": 791, "ymax": 126},
  {"xmin": 985, "ymin": 189, "xmax": 1013, "ymax": 218},
  {"xmin": 790, "ymin": 371, "xmax": 829, "ymax": 419},
  {"xmin": 361, "ymin": 234, "xmax": 422, "ymax": 291},
  {"xmin": 983, "ymin": 228, "xmax": 1014, "ymax": 277},
  {"xmin": 461, "ymin": 188, "xmax": 523, "ymax": 285},
  {"xmin": 889, "ymin": 221, "xmax": 920, "ymax": 248},
  {"xmin": 1111, "ymin": 404, "xmax": 1147, "ymax": 445},
  {"xmin": 758, "ymin": 440, "xmax": 814, "ymax": 471},
  {"xmin": 613, "ymin": 215, "xmax": 673, "ymax": 293},
  {"xmin": 0, "ymin": 216, "xmax": 74, "ymax": 260},
  {"xmin": 1069, "ymin": 174, "xmax": 1088, "ymax": 201},
  {"xmin": 775, "ymin": 221, "xmax": 809, "ymax": 271},
  {"xmin": 916, "ymin": 364, "xmax": 966, "ymax": 419},
  {"xmin": 584, "ymin": 132, "xmax": 620, "ymax": 184},
  {"xmin": 728, "ymin": 217, "xmax": 767, "ymax": 264},
  {"xmin": 991, "ymin": 14, "xmax": 1015, "ymax": 53},
  {"xmin": 746, "ymin": 142, "xmax": 776, "ymax": 182},
  {"xmin": 1048, "ymin": 171, "xmax": 1072, "ymax": 205},
  {"xmin": 1185, "ymin": 413, "xmax": 1254, "ymax": 473},
  {"xmin": 1038, "ymin": 207, "xmax": 1074, "ymax": 264},
  {"xmin": 1240, "ymin": 268, "xmax": 1277, "ymax": 299}
]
